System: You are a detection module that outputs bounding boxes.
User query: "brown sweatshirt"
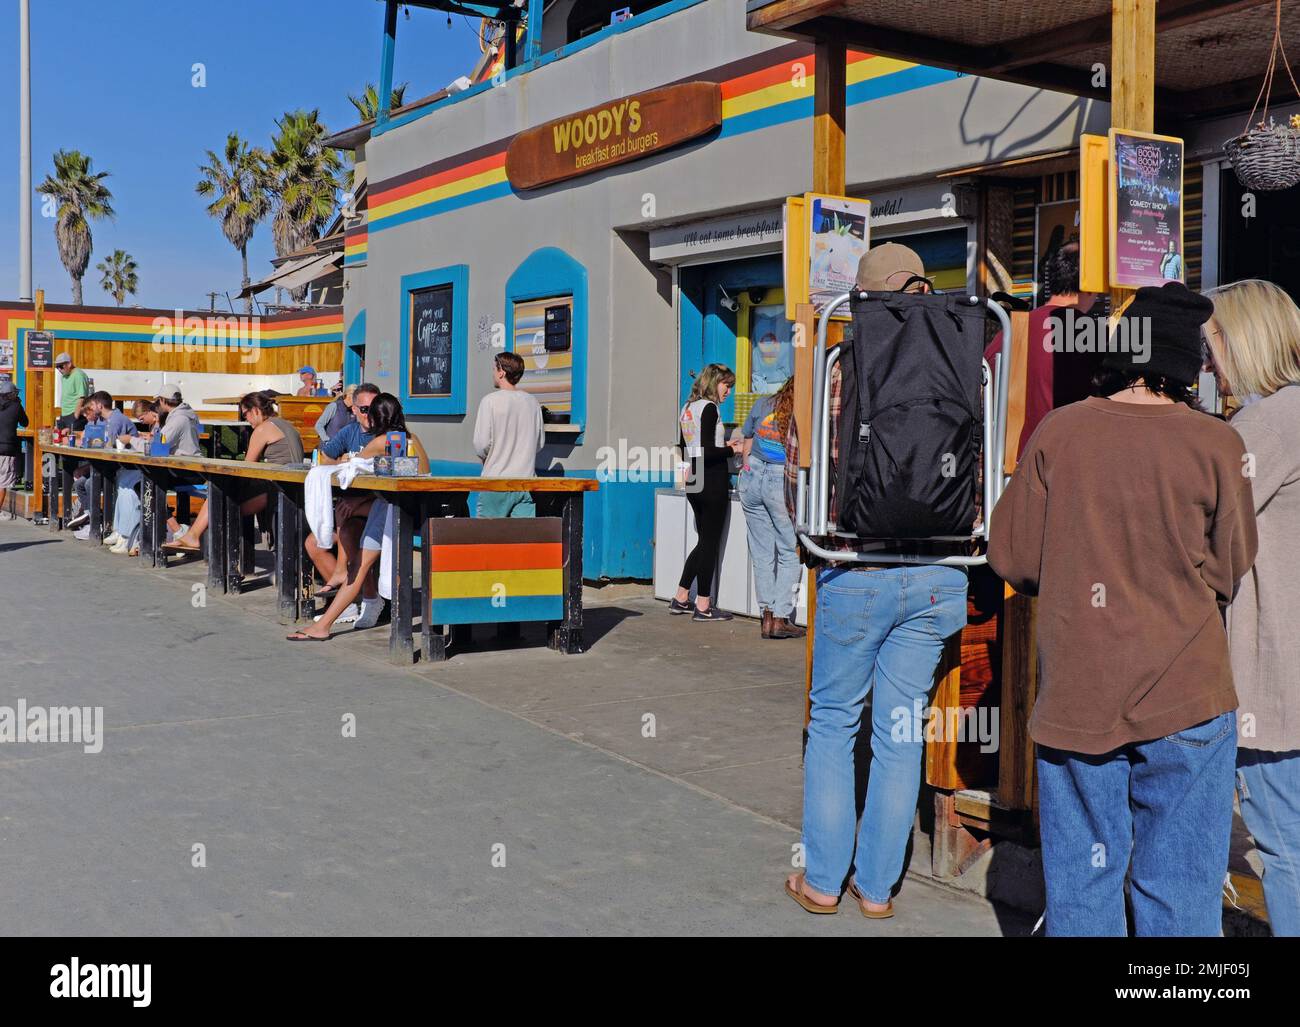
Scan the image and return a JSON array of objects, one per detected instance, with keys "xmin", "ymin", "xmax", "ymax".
[{"xmin": 989, "ymin": 396, "xmax": 1258, "ymax": 755}]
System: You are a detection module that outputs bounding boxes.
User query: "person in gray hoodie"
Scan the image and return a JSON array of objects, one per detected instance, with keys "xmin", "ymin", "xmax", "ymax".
[
  {"xmin": 153, "ymin": 385, "xmax": 202, "ymax": 456},
  {"xmin": 1206, "ymin": 278, "xmax": 1300, "ymax": 937}
]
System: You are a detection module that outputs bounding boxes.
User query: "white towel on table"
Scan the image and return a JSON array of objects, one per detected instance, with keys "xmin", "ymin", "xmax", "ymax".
[{"xmin": 305, "ymin": 458, "xmax": 374, "ymax": 547}]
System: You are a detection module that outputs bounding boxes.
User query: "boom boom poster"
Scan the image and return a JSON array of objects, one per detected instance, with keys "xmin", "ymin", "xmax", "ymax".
[{"xmin": 1109, "ymin": 129, "xmax": 1185, "ymax": 289}]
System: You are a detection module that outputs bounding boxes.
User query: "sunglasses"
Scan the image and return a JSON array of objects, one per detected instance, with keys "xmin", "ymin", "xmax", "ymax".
[{"xmin": 355, "ymin": 404, "xmax": 371, "ymax": 414}]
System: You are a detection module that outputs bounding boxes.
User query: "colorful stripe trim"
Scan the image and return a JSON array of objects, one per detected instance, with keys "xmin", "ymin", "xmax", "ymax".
[
  {"xmin": 366, "ymin": 47, "xmax": 960, "ymax": 236},
  {"xmin": 428, "ymin": 567, "xmax": 562, "ymax": 599},
  {"xmin": 428, "ymin": 594, "xmax": 564, "ymax": 624},
  {"xmin": 0, "ymin": 307, "xmax": 343, "ymax": 349},
  {"xmin": 344, "ymin": 225, "xmax": 368, "ymax": 267},
  {"xmin": 429, "ymin": 541, "xmax": 563, "ymax": 572}
]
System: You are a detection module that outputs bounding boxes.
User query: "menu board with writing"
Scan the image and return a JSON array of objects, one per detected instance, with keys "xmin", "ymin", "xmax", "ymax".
[
  {"xmin": 1109, "ymin": 129, "xmax": 1184, "ymax": 289},
  {"xmin": 26, "ymin": 330, "xmax": 54, "ymax": 369},
  {"xmin": 409, "ymin": 284, "xmax": 455, "ymax": 397}
]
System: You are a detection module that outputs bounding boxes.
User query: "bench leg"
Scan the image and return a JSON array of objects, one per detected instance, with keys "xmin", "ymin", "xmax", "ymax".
[
  {"xmin": 88, "ymin": 464, "xmax": 104, "ymax": 542},
  {"xmin": 102, "ymin": 465, "xmax": 117, "ymax": 540},
  {"xmin": 224, "ymin": 486, "xmax": 243, "ymax": 595},
  {"xmin": 389, "ymin": 497, "xmax": 416, "ymax": 665},
  {"xmin": 241, "ymin": 510, "xmax": 256, "ymax": 576},
  {"xmin": 206, "ymin": 478, "xmax": 228, "ymax": 594},
  {"xmin": 420, "ymin": 506, "xmax": 445, "ymax": 662},
  {"xmin": 274, "ymin": 488, "xmax": 302, "ymax": 626},
  {"xmin": 547, "ymin": 493, "xmax": 585, "ymax": 655},
  {"xmin": 44, "ymin": 453, "xmax": 59, "ymax": 531},
  {"xmin": 140, "ymin": 470, "xmax": 167, "ymax": 568},
  {"xmin": 61, "ymin": 461, "xmax": 74, "ymax": 531}
]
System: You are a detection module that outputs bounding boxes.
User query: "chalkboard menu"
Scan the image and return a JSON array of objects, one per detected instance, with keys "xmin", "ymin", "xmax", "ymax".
[{"xmin": 409, "ymin": 284, "xmax": 455, "ymax": 397}]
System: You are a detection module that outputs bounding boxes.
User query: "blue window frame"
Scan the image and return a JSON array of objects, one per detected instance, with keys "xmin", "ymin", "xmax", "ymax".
[
  {"xmin": 505, "ymin": 247, "xmax": 588, "ymax": 433},
  {"xmin": 399, "ymin": 264, "xmax": 469, "ymax": 415}
]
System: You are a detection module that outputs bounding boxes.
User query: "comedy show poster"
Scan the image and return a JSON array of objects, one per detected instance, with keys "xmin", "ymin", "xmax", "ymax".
[{"xmin": 1109, "ymin": 129, "xmax": 1184, "ymax": 289}]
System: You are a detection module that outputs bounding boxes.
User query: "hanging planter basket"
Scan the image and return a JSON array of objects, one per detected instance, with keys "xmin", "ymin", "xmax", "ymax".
[
  {"xmin": 1224, "ymin": 0, "xmax": 1300, "ymax": 191},
  {"xmin": 1226, "ymin": 118, "xmax": 1300, "ymax": 191}
]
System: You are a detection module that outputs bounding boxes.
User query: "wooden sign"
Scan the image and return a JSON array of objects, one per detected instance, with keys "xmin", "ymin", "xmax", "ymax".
[{"xmin": 505, "ymin": 81, "xmax": 721, "ymax": 191}]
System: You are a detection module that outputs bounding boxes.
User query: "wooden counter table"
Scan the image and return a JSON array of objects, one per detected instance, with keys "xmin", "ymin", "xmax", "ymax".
[{"xmin": 43, "ymin": 445, "xmax": 598, "ymax": 664}]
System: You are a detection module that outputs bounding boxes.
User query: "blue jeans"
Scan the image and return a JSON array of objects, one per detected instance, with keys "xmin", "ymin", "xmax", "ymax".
[
  {"xmin": 739, "ymin": 459, "xmax": 801, "ymax": 618},
  {"xmin": 803, "ymin": 564, "xmax": 968, "ymax": 903},
  {"xmin": 1037, "ymin": 710, "xmax": 1237, "ymax": 937},
  {"xmin": 477, "ymin": 491, "xmax": 535, "ymax": 518},
  {"xmin": 1236, "ymin": 748, "xmax": 1300, "ymax": 936},
  {"xmin": 114, "ymin": 468, "xmax": 142, "ymax": 538}
]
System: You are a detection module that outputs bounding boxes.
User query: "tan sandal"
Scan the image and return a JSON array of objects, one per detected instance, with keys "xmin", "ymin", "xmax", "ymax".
[
  {"xmin": 784, "ymin": 873, "xmax": 839, "ymax": 915},
  {"xmin": 848, "ymin": 881, "xmax": 895, "ymax": 919}
]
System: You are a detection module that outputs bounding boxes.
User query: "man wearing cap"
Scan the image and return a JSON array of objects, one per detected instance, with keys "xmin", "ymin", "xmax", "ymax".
[
  {"xmin": 55, "ymin": 353, "xmax": 91, "ymax": 428},
  {"xmin": 154, "ymin": 386, "xmax": 202, "ymax": 457},
  {"xmin": 781, "ymin": 243, "xmax": 971, "ymax": 920},
  {"xmin": 296, "ymin": 367, "xmax": 328, "ymax": 398},
  {"xmin": 990, "ymin": 282, "xmax": 1259, "ymax": 936}
]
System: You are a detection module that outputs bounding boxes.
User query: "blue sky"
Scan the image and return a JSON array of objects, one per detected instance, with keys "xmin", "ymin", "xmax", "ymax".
[{"xmin": 0, "ymin": 0, "xmax": 483, "ymax": 309}]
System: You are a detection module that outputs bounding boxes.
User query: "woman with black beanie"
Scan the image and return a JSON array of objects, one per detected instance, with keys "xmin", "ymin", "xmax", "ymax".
[{"xmin": 672, "ymin": 363, "xmax": 741, "ymax": 621}]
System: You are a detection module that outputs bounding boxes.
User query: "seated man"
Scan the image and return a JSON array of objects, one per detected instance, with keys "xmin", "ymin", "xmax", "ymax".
[
  {"xmin": 304, "ymin": 382, "xmax": 380, "ymax": 603},
  {"xmin": 77, "ymin": 391, "xmax": 139, "ymax": 546}
]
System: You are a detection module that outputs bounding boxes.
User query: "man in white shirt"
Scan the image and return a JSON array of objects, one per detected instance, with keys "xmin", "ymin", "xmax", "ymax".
[{"xmin": 473, "ymin": 351, "xmax": 544, "ymax": 517}]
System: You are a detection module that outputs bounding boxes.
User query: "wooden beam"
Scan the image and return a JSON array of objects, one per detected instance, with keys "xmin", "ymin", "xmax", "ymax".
[
  {"xmin": 746, "ymin": 0, "xmax": 845, "ymax": 33},
  {"xmin": 987, "ymin": 0, "xmax": 1273, "ymax": 73},
  {"xmin": 813, "ymin": 38, "xmax": 846, "ymax": 194}
]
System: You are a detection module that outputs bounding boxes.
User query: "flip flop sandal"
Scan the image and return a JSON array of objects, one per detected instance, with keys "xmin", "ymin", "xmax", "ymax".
[
  {"xmin": 285, "ymin": 632, "xmax": 333, "ymax": 642},
  {"xmin": 316, "ymin": 585, "xmax": 343, "ymax": 599},
  {"xmin": 161, "ymin": 540, "xmax": 201, "ymax": 552},
  {"xmin": 784, "ymin": 873, "xmax": 838, "ymax": 915},
  {"xmin": 847, "ymin": 881, "xmax": 895, "ymax": 919}
]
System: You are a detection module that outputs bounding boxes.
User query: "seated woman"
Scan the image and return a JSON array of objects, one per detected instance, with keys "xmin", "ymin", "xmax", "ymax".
[
  {"xmin": 162, "ymin": 392, "xmax": 304, "ymax": 553},
  {"xmin": 287, "ymin": 392, "xmax": 429, "ymax": 641}
]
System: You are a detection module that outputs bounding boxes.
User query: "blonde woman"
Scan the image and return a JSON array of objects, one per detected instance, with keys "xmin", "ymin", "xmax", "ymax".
[
  {"xmin": 1206, "ymin": 279, "xmax": 1300, "ymax": 936},
  {"xmin": 672, "ymin": 363, "xmax": 741, "ymax": 621}
]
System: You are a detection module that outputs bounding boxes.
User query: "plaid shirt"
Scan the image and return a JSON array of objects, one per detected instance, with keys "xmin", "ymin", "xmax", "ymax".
[{"xmin": 784, "ymin": 363, "xmax": 981, "ymax": 564}]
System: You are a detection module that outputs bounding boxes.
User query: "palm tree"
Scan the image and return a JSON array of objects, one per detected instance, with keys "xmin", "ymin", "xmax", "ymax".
[
  {"xmin": 348, "ymin": 82, "xmax": 408, "ymax": 122},
  {"xmin": 196, "ymin": 133, "xmax": 271, "ymax": 313},
  {"xmin": 35, "ymin": 150, "xmax": 115, "ymax": 305},
  {"xmin": 96, "ymin": 249, "xmax": 138, "ymax": 306},
  {"xmin": 267, "ymin": 110, "xmax": 344, "ymax": 301}
]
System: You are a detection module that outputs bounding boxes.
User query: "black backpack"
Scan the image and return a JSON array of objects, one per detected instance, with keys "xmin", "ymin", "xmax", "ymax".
[{"xmin": 835, "ymin": 291, "xmax": 985, "ymax": 539}]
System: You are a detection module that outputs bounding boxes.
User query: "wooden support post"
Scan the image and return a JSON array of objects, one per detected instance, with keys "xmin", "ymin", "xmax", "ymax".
[
  {"xmin": 421, "ymin": 504, "xmax": 449, "ymax": 662},
  {"xmin": 813, "ymin": 40, "xmax": 847, "ymax": 196},
  {"xmin": 140, "ymin": 470, "xmax": 167, "ymax": 568},
  {"xmin": 29, "ymin": 289, "xmax": 49, "ymax": 519},
  {"xmin": 88, "ymin": 463, "xmax": 103, "ymax": 542},
  {"xmin": 998, "ymin": 588, "xmax": 1039, "ymax": 811},
  {"xmin": 1110, "ymin": 0, "xmax": 1156, "ymax": 312},
  {"xmin": 389, "ymin": 497, "xmax": 416, "ymax": 665},
  {"xmin": 60, "ymin": 461, "xmax": 73, "ymax": 531},
  {"xmin": 547, "ymin": 492, "xmax": 585, "ymax": 655}
]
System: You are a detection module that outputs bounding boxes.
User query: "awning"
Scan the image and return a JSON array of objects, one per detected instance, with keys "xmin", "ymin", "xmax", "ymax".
[{"xmin": 238, "ymin": 252, "xmax": 342, "ymax": 299}]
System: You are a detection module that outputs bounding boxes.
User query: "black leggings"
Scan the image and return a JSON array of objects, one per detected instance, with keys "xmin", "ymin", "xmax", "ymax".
[{"xmin": 679, "ymin": 482, "xmax": 729, "ymax": 600}]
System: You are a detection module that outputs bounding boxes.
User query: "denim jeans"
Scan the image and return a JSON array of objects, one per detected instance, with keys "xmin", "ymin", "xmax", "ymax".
[
  {"xmin": 738, "ymin": 459, "xmax": 801, "ymax": 618},
  {"xmin": 114, "ymin": 468, "xmax": 142, "ymax": 538},
  {"xmin": 1236, "ymin": 748, "xmax": 1300, "ymax": 936},
  {"xmin": 803, "ymin": 564, "xmax": 968, "ymax": 903},
  {"xmin": 1037, "ymin": 710, "xmax": 1237, "ymax": 937}
]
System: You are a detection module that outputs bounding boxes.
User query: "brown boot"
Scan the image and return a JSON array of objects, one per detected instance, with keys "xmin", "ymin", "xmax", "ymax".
[
  {"xmin": 760, "ymin": 609, "xmax": 775, "ymax": 639},
  {"xmin": 769, "ymin": 616, "xmax": 807, "ymax": 639}
]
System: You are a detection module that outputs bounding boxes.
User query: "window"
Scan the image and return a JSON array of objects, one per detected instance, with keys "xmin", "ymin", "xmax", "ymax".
[
  {"xmin": 505, "ymin": 247, "xmax": 588, "ymax": 432},
  {"xmin": 399, "ymin": 264, "xmax": 469, "ymax": 415}
]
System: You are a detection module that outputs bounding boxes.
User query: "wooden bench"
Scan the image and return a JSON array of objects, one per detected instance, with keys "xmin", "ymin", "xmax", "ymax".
[{"xmin": 43, "ymin": 445, "xmax": 597, "ymax": 665}]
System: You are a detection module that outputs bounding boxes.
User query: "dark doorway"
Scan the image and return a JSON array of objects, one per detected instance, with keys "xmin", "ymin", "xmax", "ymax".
[{"xmin": 1219, "ymin": 168, "xmax": 1300, "ymax": 301}]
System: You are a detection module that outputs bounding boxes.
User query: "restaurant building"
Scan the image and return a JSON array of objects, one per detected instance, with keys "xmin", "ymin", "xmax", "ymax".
[{"xmin": 335, "ymin": 0, "xmax": 1112, "ymax": 581}]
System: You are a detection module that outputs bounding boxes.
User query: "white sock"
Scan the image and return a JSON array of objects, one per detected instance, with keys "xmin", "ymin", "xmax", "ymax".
[{"xmin": 319, "ymin": 602, "xmax": 360, "ymax": 624}]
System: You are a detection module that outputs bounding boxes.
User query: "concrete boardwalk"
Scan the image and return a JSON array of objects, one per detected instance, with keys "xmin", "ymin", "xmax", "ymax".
[{"xmin": 0, "ymin": 519, "xmax": 1032, "ymax": 936}]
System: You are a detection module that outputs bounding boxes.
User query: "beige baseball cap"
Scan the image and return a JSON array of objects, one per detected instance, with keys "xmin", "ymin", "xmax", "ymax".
[{"xmin": 856, "ymin": 242, "xmax": 927, "ymax": 292}]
